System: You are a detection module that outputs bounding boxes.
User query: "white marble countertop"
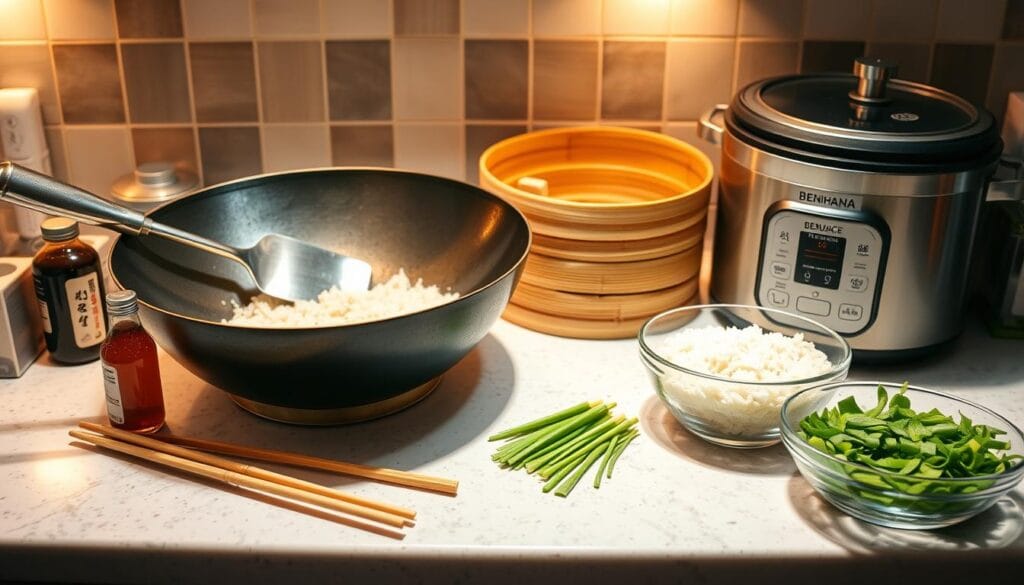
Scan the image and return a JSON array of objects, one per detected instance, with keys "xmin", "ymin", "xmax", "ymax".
[{"xmin": 2, "ymin": 313, "xmax": 1023, "ymax": 584}]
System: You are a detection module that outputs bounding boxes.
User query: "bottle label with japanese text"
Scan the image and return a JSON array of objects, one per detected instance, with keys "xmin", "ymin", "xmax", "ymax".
[
  {"xmin": 63, "ymin": 272, "xmax": 106, "ymax": 349},
  {"xmin": 102, "ymin": 363, "xmax": 125, "ymax": 424}
]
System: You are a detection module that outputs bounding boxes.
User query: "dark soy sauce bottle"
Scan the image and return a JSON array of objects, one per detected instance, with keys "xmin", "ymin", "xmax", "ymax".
[{"xmin": 32, "ymin": 217, "xmax": 108, "ymax": 364}]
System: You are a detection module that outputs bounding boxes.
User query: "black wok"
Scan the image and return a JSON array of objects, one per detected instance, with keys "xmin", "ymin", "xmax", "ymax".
[{"xmin": 108, "ymin": 168, "xmax": 531, "ymax": 424}]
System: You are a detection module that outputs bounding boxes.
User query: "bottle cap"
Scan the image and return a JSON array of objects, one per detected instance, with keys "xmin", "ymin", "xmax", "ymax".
[
  {"xmin": 40, "ymin": 217, "xmax": 79, "ymax": 242},
  {"xmin": 106, "ymin": 289, "xmax": 139, "ymax": 317}
]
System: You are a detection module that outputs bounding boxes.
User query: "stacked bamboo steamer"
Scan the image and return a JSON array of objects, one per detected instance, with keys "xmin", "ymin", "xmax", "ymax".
[{"xmin": 478, "ymin": 126, "xmax": 713, "ymax": 339}]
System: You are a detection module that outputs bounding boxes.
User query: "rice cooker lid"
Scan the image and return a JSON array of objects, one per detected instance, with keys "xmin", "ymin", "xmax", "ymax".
[{"xmin": 728, "ymin": 57, "xmax": 1002, "ymax": 171}]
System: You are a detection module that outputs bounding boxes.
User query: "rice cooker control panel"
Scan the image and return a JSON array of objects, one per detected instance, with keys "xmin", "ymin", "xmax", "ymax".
[{"xmin": 756, "ymin": 202, "xmax": 889, "ymax": 336}]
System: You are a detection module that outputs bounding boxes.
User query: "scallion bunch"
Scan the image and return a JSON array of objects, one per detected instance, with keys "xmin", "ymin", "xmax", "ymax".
[{"xmin": 488, "ymin": 401, "xmax": 638, "ymax": 497}]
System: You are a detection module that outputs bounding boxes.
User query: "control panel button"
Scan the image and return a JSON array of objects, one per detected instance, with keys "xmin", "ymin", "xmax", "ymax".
[
  {"xmin": 838, "ymin": 304, "xmax": 863, "ymax": 321},
  {"xmin": 796, "ymin": 296, "xmax": 831, "ymax": 316},
  {"xmin": 846, "ymin": 274, "xmax": 869, "ymax": 292},
  {"xmin": 776, "ymin": 229, "xmax": 792, "ymax": 245},
  {"xmin": 770, "ymin": 262, "xmax": 791, "ymax": 279},
  {"xmin": 766, "ymin": 289, "xmax": 790, "ymax": 307}
]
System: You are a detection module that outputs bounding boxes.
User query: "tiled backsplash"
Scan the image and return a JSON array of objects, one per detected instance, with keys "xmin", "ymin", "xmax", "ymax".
[{"xmin": 0, "ymin": 0, "xmax": 1022, "ymax": 195}]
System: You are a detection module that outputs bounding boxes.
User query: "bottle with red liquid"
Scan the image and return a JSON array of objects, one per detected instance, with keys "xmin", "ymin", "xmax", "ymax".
[{"xmin": 100, "ymin": 290, "xmax": 165, "ymax": 433}]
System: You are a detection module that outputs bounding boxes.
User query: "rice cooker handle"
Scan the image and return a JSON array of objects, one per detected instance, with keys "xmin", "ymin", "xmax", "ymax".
[
  {"xmin": 986, "ymin": 156, "xmax": 1024, "ymax": 203},
  {"xmin": 698, "ymin": 104, "xmax": 729, "ymax": 145}
]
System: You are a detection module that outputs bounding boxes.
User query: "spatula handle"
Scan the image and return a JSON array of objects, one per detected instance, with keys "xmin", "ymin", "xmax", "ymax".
[{"xmin": 0, "ymin": 161, "xmax": 148, "ymax": 234}]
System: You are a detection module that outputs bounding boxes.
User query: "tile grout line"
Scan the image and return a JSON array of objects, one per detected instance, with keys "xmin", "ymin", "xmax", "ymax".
[
  {"xmin": 458, "ymin": 0, "xmax": 467, "ymax": 180},
  {"xmin": 249, "ymin": 0, "xmax": 266, "ymax": 175},
  {"xmin": 178, "ymin": 0, "xmax": 205, "ymax": 186},
  {"xmin": 317, "ymin": 0, "xmax": 332, "ymax": 167},
  {"xmin": 38, "ymin": 0, "xmax": 72, "ymax": 182}
]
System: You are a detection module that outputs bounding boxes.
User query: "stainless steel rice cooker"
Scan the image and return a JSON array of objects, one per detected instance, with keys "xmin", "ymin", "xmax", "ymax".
[{"xmin": 700, "ymin": 57, "xmax": 1021, "ymax": 361}]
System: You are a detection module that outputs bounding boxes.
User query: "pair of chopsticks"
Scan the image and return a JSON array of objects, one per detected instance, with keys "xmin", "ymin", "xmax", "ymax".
[{"xmin": 69, "ymin": 422, "xmax": 458, "ymax": 537}]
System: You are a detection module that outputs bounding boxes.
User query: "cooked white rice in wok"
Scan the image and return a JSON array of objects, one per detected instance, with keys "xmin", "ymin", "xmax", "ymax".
[{"xmin": 223, "ymin": 269, "xmax": 459, "ymax": 327}]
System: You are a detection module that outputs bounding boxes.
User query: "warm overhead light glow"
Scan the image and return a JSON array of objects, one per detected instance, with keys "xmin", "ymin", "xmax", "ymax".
[{"xmin": 33, "ymin": 455, "xmax": 91, "ymax": 493}]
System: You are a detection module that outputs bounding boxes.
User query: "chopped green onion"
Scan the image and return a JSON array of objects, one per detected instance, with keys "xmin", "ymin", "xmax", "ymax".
[
  {"xmin": 488, "ymin": 400, "xmax": 639, "ymax": 497},
  {"xmin": 488, "ymin": 401, "xmax": 596, "ymax": 441},
  {"xmin": 606, "ymin": 429, "xmax": 638, "ymax": 479},
  {"xmin": 555, "ymin": 442, "xmax": 610, "ymax": 498},
  {"xmin": 593, "ymin": 434, "xmax": 619, "ymax": 489}
]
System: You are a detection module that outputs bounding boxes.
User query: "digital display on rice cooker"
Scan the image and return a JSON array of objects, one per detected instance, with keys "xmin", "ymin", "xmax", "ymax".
[{"xmin": 795, "ymin": 231, "xmax": 845, "ymax": 290}]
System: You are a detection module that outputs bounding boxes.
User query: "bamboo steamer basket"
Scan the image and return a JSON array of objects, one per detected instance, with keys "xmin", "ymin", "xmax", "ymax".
[
  {"xmin": 479, "ymin": 126, "xmax": 713, "ymax": 241},
  {"xmin": 520, "ymin": 244, "xmax": 702, "ymax": 295},
  {"xmin": 477, "ymin": 126, "xmax": 714, "ymax": 339},
  {"xmin": 512, "ymin": 277, "xmax": 698, "ymax": 322},
  {"xmin": 503, "ymin": 291, "xmax": 701, "ymax": 340},
  {"xmin": 530, "ymin": 217, "xmax": 705, "ymax": 262}
]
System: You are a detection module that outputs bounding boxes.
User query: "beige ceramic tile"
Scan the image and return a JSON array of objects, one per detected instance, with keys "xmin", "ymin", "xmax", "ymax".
[
  {"xmin": 394, "ymin": 0, "xmax": 460, "ymax": 35},
  {"xmin": 52, "ymin": 44, "xmax": 125, "ymax": 123},
  {"xmin": 322, "ymin": 0, "xmax": 391, "ymax": 37},
  {"xmin": 395, "ymin": 123, "xmax": 463, "ymax": 179},
  {"xmin": 463, "ymin": 0, "xmax": 529, "ymax": 35},
  {"xmin": 198, "ymin": 127, "xmax": 262, "ymax": 186},
  {"xmin": 465, "ymin": 124, "xmax": 526, "ymax": 185},
  {"xmin": 803, "ymin": 0, "xmax": 870, "ymax": 40},
  {"xmin": 662, "ymin": 122, "xmax": 720, "ymax": 171},
  {"xmin": 865, "ymin": 42, "xmax": 931, "ymax": 83},
  {"xmin": 603, "ymin": 0, "xmax": 671, "ymax": 35},
  {"xmin": 0, "ymin": 45, "xmax": 61, "ymax": 124},
  {"xmin": 735, "ymin": 40, "xmax": 799, "ymax": 89},
  {"xmin": 64, "ymin": 126, "xmax": 134, "ymax": 194},
  {"xmin": 326, "ymin": 41, "xmax": 392, "ymax": 121},
  {"xmin": 262, "ymin": 125, "xmax": 331, "ymax": 172},
  {"xmin": 936, "ymin": 0, "xmax": 1006, "ymax": 41},
  {"xmin": 330, "ymin": 125, "xmax": 394, "ymax": 166},
  {"xmin": 669, "ymin": 0, "xmax": 738, "ymax": 36},
  {"xmin": 800, "ymin": 41, "xmax": 865, "ymax": 73},
  {"xmin": 44, "ymin": 127, "xmax": 69, "ymax": 182},
  {"xmin": 258, "ymin": 41, "xmax": 326, "ymax": 123},
  {"xmin": 0, "ymin": 0, "xmax": 46, "ymax": 40},
  {"xmin": 43, "ymin": 0, "xmax": 116, "ymax": 40},
  {"xmin": 533, "ymin": 40, "xmax": 598, "ymax": 120},
  {"xmin": 252, "ymin": 0, "xmax": 319, "ymax": 37},
  {"xmin": 532, "ymin": 0, "xmax": 602, "ymax": 36},
  {"xmin": 601, "ymin": 41, "xmax": 666, "ymax": 120},
  {"xmin": 666, "ymin": 40, "xmax": 735, "ymax": 121},
  {"xmin": 121, "ymin": 43, "xmax": 191, "ymax": 123},
  {"xmin": 871, "ymin": 0, "xmax": 937, "ymax": 40},
  {"xmin": 931, "ymin": 43, "xmax": 994, "ymax": 105},
  {"xmin": 183, "ymin": 0, "xmax": 251, "ymax": 39},
  {"xmin": 190, "ymin": 42, "xmax": 259, "ymax": 122},
  {"xmin": 465, "ymin": 40, "xmax": 528, "ymax": 119},
  {"xmin": 393, "ymin": 38, "xmax": 461, "ymax": 120},
  {"xmin": 1006, "ymin": 0, "xmax": 1024, "ymax": 39},
  {"xmin": 738, "ymin": 0, "xmax": 802, "ymax": 37},
  {"xmin": 988, "ymin": 45, "xmax": 1024, "ymax": 122},
  {"xmin": 131, "ymin": 127, "xmax": 198, "ymax": 172},
  {"xmin": 114, "ymin": 0, "xmax": 182, "ymax": 38}
]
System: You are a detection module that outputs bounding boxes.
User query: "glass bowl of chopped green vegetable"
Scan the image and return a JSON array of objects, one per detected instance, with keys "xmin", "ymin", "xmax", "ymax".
[
  {"xmin": 781, "ymin": 381, "xmax": 1024, "ymax": 530},
  {"xmin": 639, "ymin": 304, "xmax": 852, "ymax": 449}
]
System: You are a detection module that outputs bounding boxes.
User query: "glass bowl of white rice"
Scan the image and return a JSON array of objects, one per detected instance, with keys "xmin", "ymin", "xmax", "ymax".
[{"xmin": 638, "ymin": 304, "xmax": 852, "ymax": 449}]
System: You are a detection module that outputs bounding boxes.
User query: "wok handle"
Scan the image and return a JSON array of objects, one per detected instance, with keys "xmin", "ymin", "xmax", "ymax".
[{"xmin": 0, "ymin": 160, "xmax": 147, "ymax": 234}]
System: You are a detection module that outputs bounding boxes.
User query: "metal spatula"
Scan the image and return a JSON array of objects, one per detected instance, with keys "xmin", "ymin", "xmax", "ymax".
[{"xmin": 0, "ymin": 161, "xmax": 372, "ymax": 302}]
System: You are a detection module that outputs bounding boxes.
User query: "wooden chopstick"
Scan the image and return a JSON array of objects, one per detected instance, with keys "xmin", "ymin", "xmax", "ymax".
[
  {"xmin": 154, "ymin": 432, "xmax": 459, "ymax": 495},
  {"xmin": 79, "ymin": 422, "xmax": 415, "ymax": 521},
  {"xmin": 72, "ymin": 425, "xmax": 411, "ymax": 528}
]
